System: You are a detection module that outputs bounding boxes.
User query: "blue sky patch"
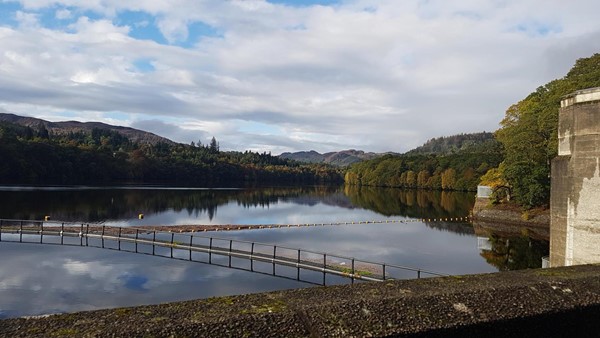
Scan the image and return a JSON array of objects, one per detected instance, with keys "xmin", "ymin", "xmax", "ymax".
[
  {"xmin": 119, "ymin": 274, "xmax": 148, "ymax": 291},
  {"xmin": 0, "ymin": 2, "xmax": 22, "ymax": 27},
  {"xmin": 179, "ymin": 21, "xmax": 221, "ymax": 48},
  {"xmin": 105, "ymin": 111, "xmax": 132, "ymax": 122},
  {"xmin": 132, "ymin": 59, "xmax": 155, "ymax": 73},
  {"xmin": 238, "ymin": 120, "xmax": 284, "ymax": 135},
  {"xmin": 514, "ymin": 21, "xmax": 562, "ymax": 37},
  {"xmin": 116, "ymin": 10, "xmax": 167, "ymax": 45}
]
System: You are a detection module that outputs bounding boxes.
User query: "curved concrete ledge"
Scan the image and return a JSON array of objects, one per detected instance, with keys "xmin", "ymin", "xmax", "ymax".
[
  {"xmin": 2, "ymin": 264, "xmax": 600, "ymax": 337},
  {"xmin": 472, "ymin": 198, "xmax": 550, "ymax": 230}
]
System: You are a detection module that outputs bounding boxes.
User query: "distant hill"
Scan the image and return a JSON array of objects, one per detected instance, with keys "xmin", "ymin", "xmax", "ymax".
[
  {"xmin": 0, "ymin": 114, "xmax": 342, "ymax": 185},
  {"xmin": 279, "ymin": 149, "xmax": 385, "ymax": 167},
  {"xmin": 405, "ymin": 132, "xmax": 496, "ymax": 155},
  {"xmin": 0, "ymin": 113, "xmax": 174, "ymax": 145}
]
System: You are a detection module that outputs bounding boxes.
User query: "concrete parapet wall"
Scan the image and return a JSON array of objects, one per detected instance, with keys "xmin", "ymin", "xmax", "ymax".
[{"xmin": 2, "ymin": 264, "xmax": 600, "ymax": 337}]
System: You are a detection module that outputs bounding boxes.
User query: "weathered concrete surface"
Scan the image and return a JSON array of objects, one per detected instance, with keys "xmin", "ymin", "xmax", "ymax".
[
  {"xmin": 2, "ymin": 264, "xmax": 600, "ymax": 337},
  {"xmin": 551, "ymin": 87, "xmax": 600, "ymax": 267}
]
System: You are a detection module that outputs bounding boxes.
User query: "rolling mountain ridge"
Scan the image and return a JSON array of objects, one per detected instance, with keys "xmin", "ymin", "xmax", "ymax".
[
  {"xmin": 0, "ymin": 113, "xmax": 174, "ymax": 145},
  {"xmin": 279, "ymin": 149, "xmax": 386, "ymax": 167}
]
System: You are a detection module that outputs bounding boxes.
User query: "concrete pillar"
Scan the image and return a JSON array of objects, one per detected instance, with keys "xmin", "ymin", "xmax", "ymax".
[{"xmin": 550, "ymin": 87, "xmax": 600, "ymax": 267}]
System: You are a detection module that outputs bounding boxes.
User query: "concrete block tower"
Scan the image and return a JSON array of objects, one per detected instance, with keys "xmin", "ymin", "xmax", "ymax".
[{"xmin": 551, "ymin": 87, "xmax": 600, "ymax": 267}]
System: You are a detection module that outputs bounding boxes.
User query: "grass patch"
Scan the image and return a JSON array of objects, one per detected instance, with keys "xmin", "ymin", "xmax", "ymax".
[
  {"xmin": 51, "ymin": 328, "xmax": 79, "ymax": 336},
  {"xmin": 241, "ymin": 299, "xmax": 287, "ymax": 314},
  {"xmin": 205, "ymin": 296, "xmax": 235, "ymax": 305},
  {"xmin": 534, "ymin": 270, "xmax": 572, "ymax": 277},
  {"xmin": 336, "ymin": 266, "xmax": 374, "ymax": 277},
  {"xmin": 114, "ymin": 308, "xmax": 132, "ymax": 316}
]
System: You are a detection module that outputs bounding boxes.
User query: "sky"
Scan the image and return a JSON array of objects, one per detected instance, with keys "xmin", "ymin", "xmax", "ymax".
[{"xmin": 0, "ymin": 0, "xmax": 599, "ymax": 154}]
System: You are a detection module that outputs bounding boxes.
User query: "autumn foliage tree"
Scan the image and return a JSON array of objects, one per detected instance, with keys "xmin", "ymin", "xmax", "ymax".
[{"xmin": 488, "ymin": 53, "xmax": 600, "ymax": 208}]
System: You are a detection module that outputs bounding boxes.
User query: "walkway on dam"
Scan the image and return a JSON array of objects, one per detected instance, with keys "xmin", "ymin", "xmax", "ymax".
[{"xmin": 0, "ymin": 218, "xmax": 449, "ymax": 286}]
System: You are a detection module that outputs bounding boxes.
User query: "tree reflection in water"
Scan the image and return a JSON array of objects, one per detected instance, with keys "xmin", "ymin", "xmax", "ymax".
[
  {"xmin": 480, "ymin": 234, "xmax": 549, "ymax": 270},
  {"xmin": 0, "ymin": 185, "xmax": 476, "ymax": 225}
]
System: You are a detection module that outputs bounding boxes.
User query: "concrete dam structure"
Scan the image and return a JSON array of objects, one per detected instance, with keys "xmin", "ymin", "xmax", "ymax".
[{"xmin": 551, "ymin": 87, "xmax": 600, "ymax": 267}]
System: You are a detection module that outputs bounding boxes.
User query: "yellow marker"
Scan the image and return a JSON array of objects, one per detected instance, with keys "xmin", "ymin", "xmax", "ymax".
[
  {"xmin": 138, "ymin": 214, "xmax": 144, "ymax": 220},
  {"xmin": 44, "ymin": 216, "xmax": 50, "ymax": 221}
]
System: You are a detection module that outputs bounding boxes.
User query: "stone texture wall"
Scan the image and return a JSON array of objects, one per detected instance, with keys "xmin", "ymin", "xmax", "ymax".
[
  {"xmin": 2, "ymin": 264, "xmax": 600, "ymax": 337},
  {"xmin": 551, "ymin": 88, "xmax": 600, "ymax": 267}
]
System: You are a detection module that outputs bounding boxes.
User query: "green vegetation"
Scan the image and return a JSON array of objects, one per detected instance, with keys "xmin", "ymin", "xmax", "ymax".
[
  {"xmin": 345, "ymin": 135, "xmax": 503, "ymax": 191},
  {"xmin": 344, "ymin": 186, "xmax": 475, "ymax": 222},
  {"xmin": 406, "ymin": 132, "xmax": 496, "ymax": 155},
  {"xmin": 488, "ymin": 53, "xmax": 600, "ymax": 208},
  {"xmin": 0, "ymin": 185, "xmax": 342, "ymax": 222},
  {"xmin": 336, "ymin": 266, "xmax": 374, "ymax": 277},
  {"xmin": 0, "ymin": 121, "xmax": 343, "ymax": 186},
  {"xmin": 480, "ymin": 235, "xmax": 549, "ymax": 271},
  {"xmin": 241, "ymin": 299, "xmax": 287, "ymax": 314}
]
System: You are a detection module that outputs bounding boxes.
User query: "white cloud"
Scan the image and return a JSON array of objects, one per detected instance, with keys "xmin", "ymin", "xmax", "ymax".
[
  {"xmin": 15, "ymin": 10, "xmax": 39, "ymax": 28},
  {"xmin": 1, "ymin": 0, "xmax": 600, "ymax": 152}
]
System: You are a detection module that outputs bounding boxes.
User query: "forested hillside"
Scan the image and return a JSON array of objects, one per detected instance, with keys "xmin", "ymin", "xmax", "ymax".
[
  {"xmin": 345, "ymin": 135, "xmax": 503, "ymax": 191},
  {"xmin": 406, "ymin": 132, "xmax": 495, "ymax": 155},
  {"xmin": 483, "ymin": 53, "xmax": 600, "ymax": 208},
  {"xmin": 279, "ymin": 149, "xmax": 382, "ymax": 167},
  {"xmin": 0, "ymin": 119, "xmax": 342, "ymax": 185},
  {"xmin": 0, "ymin": 113, "xmax": 173, "ymax": 145}
]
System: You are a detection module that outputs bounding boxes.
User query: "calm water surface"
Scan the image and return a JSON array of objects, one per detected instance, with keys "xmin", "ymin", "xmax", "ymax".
[{"xmin": 0, "ymin": 185, "xmax": 547, "ymax": 318}]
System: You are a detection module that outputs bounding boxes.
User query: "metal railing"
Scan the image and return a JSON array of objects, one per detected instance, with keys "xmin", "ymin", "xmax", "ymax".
[{"xmin": 0, "ymin": 219, "xmax": 448, "ymax": 286}]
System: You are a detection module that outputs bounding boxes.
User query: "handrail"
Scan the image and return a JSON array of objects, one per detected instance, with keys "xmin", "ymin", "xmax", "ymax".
[{"xmin": 0, "ymin": 218, "xmax": 450, "ymax": 283}]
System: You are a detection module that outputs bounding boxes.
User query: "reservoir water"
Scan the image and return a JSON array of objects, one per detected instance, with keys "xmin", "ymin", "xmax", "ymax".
[{"xmin": 0, "ymin": 185, "xmax": 548, "ymax": 318}]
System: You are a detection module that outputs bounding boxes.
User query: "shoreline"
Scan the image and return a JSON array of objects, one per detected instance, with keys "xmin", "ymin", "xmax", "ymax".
[{"xmin": 471, "ymin": 198, "xmax": 550, "ymax": 241}]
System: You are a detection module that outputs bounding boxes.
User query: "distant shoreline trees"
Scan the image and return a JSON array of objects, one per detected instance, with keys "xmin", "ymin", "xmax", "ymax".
[
  {"xmin": 0, "ymin": 122, "xmax": 343, "ymax": 186},
  {"xmin": 345, "ymin": 135, "xmax": 503, "ymax": 192}
]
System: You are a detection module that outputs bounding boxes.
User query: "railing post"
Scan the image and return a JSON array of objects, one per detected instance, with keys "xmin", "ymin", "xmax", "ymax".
[
  {"xmin": 382, "ymin": 264, "xmax": 386, "ymax": 281},
  {"xmin": 101, "ymin": 226, "xmax": 105, "ymax": 248},
  {"xmin": 152, "ymin": 231, "xmax": 156, "ymax": 255},
  {"xmin": 118, "ymin": 227, "xmax": 122, "ymax": 250},
  {"xmin": 0, "ymin": 219, "xmax": 3, "ymax": 242},
  {"xmin": 189, "ymin": 235, "xmax": 193, "ymax": 261},
  {"xmin": 351, "ymin": 258, "xmax": 355, "ymax": 284},
  {"xmin": 323, "ymin": 253, "xmax": 327, "ymax": 285},
  {"xmin": 85, "ymin": 224, "xmax": 89, "ymax": 246},
  {"xmin": 19, "ymin": 221, "xmax": 23, "ymax": 243},
  {"xmin": 250, "ymin": 242, "xmax": 255, "ymax": 271},
  {"xmin": 209, "ymin": 238, "xmax": 213, "ymax": 264},
  {"xmin": 135, "ymin": 229, "xmax": 139, "ymax": 253},
  {"xmin": 417, "ymin": 269, "xmax": 421, "ymax": 279},
  {"xmin": 79, "ymin": 224, "xmax": 83, "ymax": 246},
  {"xmin": 170, "ymin": 233, "xmax": 174, "ymax": 258},
  {"xmin": 40, "ymin": 221, "xmax": 43, "ymax": 244},
  {"xmin": 61, "ymin": 223, "xmax": 64, "ymax": 245},
  {"xmin": 228, "ymin": 240, "xmax": 233, "ymax": 267},
  {"xmin": 297, "ymin": 249, "xmax": 301, "ymax": 281},
  {"xmin": 272, "ymin": 245, "xmax": 277, "ymax": 275}
]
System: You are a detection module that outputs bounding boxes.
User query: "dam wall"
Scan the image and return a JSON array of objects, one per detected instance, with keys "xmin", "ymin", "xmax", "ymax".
[{"xmin": 551, "ymin": 87, "xmax": 600, "ymax": 267}]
